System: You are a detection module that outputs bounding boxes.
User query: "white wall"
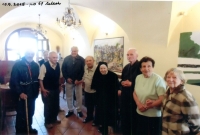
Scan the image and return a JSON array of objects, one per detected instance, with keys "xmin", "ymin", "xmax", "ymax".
[
  {"xmin": 88, "ymin": 1, "xmax": 200, "ymax": 109},
  {"xmin": 62, "ymin": 27, "xmax": 93, "ymax": 59},
  {"xmin": 167, "ymin": 2, "xmax": 200, "ymax": 108}
]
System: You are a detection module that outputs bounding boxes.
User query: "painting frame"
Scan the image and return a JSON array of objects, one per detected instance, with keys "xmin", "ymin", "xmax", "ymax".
[{"xmin": 94, "ymin": 37, "xmax": 124, "ymax": 73}]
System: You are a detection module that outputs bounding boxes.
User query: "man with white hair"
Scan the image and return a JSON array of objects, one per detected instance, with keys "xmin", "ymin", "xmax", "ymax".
[
  {"xmin": 10, "ymin": 49, "xmax": 39, "ymax": 134},
  {"xmin": 38, "ymin": 51, "xmax": 62, "ymax": 129},
  {"xmin": 62, "ymin": 46, "xmax": 85, "ymax": 118},
  {"xmin": 120, "ymin": 48, "xmax": 141, "ymax": 135}
]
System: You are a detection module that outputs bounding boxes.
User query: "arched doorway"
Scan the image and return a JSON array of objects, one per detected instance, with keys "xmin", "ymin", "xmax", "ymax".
[{"xmin": 5, "ymin": 28, "xmax": 49, "ymax": 62}]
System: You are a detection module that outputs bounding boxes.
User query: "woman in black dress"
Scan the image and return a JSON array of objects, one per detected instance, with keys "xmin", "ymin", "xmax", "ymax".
[{"xmin": 91, "ymin": 62, "xmax": 120, "ymax": 135}]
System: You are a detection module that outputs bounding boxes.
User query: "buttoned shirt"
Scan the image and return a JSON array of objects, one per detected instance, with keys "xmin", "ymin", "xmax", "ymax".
[
  {"xmin": 83, "ymin": 65, "xmax": 96, "ymax": 93},
  {"xmin": 38, "ymin": 61, "xmax": 62, "ymax": 80}
]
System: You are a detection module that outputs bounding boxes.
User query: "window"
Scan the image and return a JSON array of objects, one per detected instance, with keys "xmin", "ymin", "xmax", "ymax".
[{"xmin": 5, "ymin": 28, "xmax": 49, "ymax": 62}]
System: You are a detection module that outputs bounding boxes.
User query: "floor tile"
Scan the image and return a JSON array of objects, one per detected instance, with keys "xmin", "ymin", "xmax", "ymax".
[{"xmin": 1, "ymin": 92, "xmax": 122, "ymax": 135}]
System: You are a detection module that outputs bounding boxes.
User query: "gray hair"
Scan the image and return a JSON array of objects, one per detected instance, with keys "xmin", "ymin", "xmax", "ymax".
[
  {"xmin": 128, "ymin": 48, "xmax": 138, "ymax": 57},
  {"xmin": 71, "ymin": 46, "xmax": 78, "ymax": 51},
  {"xmin": 48, "ymin": 51, "xmax": 57, "ymax": 57},
  {"xmin": 164, "ymin": 68, "xmax": 187, "ymax": 84},
  {"xmin": 24, "ymin": 48, "xmax": 35, "ymax": 56}
]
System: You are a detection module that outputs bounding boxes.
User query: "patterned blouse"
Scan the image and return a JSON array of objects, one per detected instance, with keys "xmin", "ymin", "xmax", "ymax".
[{"xmin": 162, "ymin": 85, "xmax": 200, "ymax": 135}]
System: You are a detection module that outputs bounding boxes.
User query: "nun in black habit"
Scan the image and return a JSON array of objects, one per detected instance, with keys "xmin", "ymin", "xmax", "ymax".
[{"xmin": 91, "ymin": 62, "xmax": 120, "ymax": 135}]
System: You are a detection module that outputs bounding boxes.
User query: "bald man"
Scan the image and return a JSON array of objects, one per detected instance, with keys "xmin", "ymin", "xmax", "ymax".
[
  {"xmin": 120, "ymin": 48, "xmax": 141, "ymax": 135},
  {"xmin": 82, "ymin": 56, "xmax": 97, "ymax": 124},
  {"xmin": 38, "ymin": 51, "xmax": 62, "ymax": 129},
  {"xmin": 10, "ymin": 49, "xmax": 39, "ymax": 134}
]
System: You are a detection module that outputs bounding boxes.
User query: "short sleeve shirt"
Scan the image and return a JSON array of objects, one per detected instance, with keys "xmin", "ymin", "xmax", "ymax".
[
  {"xmin": 83, "ymin": 65, "xmax": 96, "ymax": 93},
  {"xmin": 135, "ymin": 73, "xmax": 166, "ymax": 117}
]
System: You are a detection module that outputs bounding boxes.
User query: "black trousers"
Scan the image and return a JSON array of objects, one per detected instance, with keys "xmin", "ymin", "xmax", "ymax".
[
  {"xmin": 84, "ymin": 92, "xmax": 96, "ymax": 120},
  {"xmin": 136, "ymin": 113, "xmax": 161, "ymax": 135},
  {"xmin": 42, "ymin": 90, "xmax": 59, "ymax": 124},
  {"xmin": 15, "ymin": 98, "xmax": 36, "ymax": 130},
  {"xmin": 120, "ymin": 91, "xmax": 137, "ymax": 135}
]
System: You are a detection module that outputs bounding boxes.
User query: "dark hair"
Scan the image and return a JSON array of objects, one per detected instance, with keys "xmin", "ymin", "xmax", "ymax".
[{"xmin": 139, "ymin": 56, "xmax": 155, "ymax": 68}]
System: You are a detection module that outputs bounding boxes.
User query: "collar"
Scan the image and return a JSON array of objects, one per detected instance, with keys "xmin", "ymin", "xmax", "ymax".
[
  {"xmin": 129, "ymin": 60, "xmax": 139, "ymax": 66},
  {"xmin": 166, "ymin": 84, "xmax": 185, "ymax": 96},
  {"xmin": 70, "ymin": 55, "xmax": 80, "ymax": 59},
  {"xmin": 49, "ymin": 61, "xmax": 57, "ymax": 68},
  {"xmin": 22, "ymin": 57, "xmax": 32, "ymax": 65},
  {"xmin": 87, "ymin": 65, "xmax": 96, "ymax": 72}
]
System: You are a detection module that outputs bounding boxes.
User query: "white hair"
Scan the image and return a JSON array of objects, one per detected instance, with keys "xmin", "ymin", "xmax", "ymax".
[
  {"xmin": 128, "ymin": 48, "xmax": 138, "ymax": 56},
  {"xmin": 71, "ymin": 46, "xmax": 78, "ymax": 51},
  {"xmin": 48, "ymin": 51, "xmax": 57, "ymax": 57},
  {"xmin": 24, "ymin": 48, "xmax": 35, "ymax": 56}
]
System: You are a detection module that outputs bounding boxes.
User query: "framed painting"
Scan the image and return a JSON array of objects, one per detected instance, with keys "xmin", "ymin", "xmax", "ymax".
[{"xmin": 94, "ymin": 37, "xmax": 124, "ymax": 73}]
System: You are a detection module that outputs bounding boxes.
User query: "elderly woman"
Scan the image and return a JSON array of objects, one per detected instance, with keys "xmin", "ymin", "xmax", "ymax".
[
  {"xmin": 133, "ymin": 56, "xmax": 166, "ymax": 135},
  {"xmin": 91, "ymin": 62, "xmax": 120, "ymax": 135},
  {"xmin": 162, "ymin": 68, "xmax": 200, "ymax": 135}
]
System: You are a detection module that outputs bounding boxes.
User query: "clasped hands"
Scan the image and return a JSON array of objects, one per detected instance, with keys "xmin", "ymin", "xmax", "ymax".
[
  {"xmin": 67, "ymin": 78, "xmax": 83, "ymax": 85},
  {"xmin": 121, "ymin": 80, "xmax": 132, "ymax": 87},
  {"xmin": 138, "ymin": 99, "xmax": 154, "ymax": 112}
]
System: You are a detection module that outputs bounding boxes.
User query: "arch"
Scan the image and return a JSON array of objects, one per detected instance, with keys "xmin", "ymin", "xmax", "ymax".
[{"xmin": 5, "ymin": 28, "xmax": 49, "ymax": 61}]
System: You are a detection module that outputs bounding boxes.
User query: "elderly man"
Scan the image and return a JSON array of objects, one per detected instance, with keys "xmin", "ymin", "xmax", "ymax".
[
  {"xmin": 38, "ymin": 50, "xmax": 49, "ymax": 66},
  {"xmin": 120, "ymin": 48, "xmax": 141, "ymax": 135},
  {"xmin": 38, "ymin": 50, "xmax": 64, "ymax": 112},
  {"xmin": 82, "ymin": 56, "xmax": 96, "ymax": 124},
  {"xmin": 38, "ymin": 51, "xmax": 62, "ymax": 128},
  {"xmin": 10, "ymin": 49, "xmax": 39, "ymax": 134},
  {"xmin": 62, "ymin": 46, "xmax": 85, "ymax": 117}
]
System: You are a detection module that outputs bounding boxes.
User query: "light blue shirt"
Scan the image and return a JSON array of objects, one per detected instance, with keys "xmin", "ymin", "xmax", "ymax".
[{"xmin": 135, "ymin": 73, "xmax": 166, "ymax": 117}]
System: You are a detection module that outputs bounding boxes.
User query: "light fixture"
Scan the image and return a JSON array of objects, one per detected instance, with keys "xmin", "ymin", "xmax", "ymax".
[
  {"xmin": 33, "ymin": 14, "xmax": 47, "ymax": 37},
  {"xmin": 56, "ymin": 0, "xmax": 81, "ymax": 29}
]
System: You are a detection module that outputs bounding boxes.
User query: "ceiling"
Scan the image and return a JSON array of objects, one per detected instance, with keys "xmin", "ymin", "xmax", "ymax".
[{"xmin": 0, "ymin": 0, "xmax": 199, "ymax": 46}]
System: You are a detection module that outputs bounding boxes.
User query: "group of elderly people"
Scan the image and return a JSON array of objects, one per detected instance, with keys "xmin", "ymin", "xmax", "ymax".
[
  {"xmin": 133, "ymin": 56, "xmax": 200, "ymax": 135},
  {"xmin": 9, "ymin": 46, "xmax": 200, "ymax": 135},
  {"xmin": 88, "ymin": 48, "xmax": 200, "ymax": 135}
]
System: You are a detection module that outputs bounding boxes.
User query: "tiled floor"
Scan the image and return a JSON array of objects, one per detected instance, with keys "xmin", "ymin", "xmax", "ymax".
[{"xmin": 0, "ymin": 92, "xmax": 122, "ymax": 135}]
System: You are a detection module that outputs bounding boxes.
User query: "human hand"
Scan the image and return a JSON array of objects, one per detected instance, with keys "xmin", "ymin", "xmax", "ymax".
[
  {"xmin": 67, "ymin": 78, "xmax": 73, "ymax": 84},
  {"xmin": 137, "ymin": 102, "xmax": 147, "ymax": 112},
  {"xmin": 20, "ymin": 93, "xmax": 27, "ymax": 100},
  {"xmin": 121, "ymin": 80, "xmax": 132, "ymax": 87},
  {"xmin": 82, "ymin": 82, "xmax": 85, "ymax": 89},
  {"xmin": 75, "ymin": 80, "xmax": 83, "ymax": 85},
  {"xmin": 146, "ymin": 99, "xmax": 154, "ymax": 106},
  {"xmin": 41, "ymin": 89, "xmax": 49, "ymax": 97},
  {"xmin": 118, "ymin": 90, "xmax": 121, "ymax": 96}
]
